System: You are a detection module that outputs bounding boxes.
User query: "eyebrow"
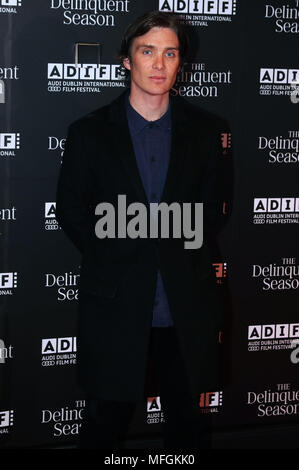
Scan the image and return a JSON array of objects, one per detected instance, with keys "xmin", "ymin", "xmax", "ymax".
[{"xmin": 136, "ymin": 44, "xmax": 179, "ymax": 51}]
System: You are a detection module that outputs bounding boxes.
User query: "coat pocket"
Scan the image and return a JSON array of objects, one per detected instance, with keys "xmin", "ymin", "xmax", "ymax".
[
  {"xmin": 79, "ymin": 277, "xmax": 118, "ymax": 299},
  {"xmin": 79, "ymin": 261, "xmax": 132, "ymax": 299},
  {"xmin": 194, "ymin": 261, "xmax": 213, "ymax": 280},
  {"xmin": 191, "ymin": 245, "xmax": 213, "ymax": 280}
]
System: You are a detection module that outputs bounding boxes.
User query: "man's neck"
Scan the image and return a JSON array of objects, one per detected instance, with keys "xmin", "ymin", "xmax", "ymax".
[{"xmin": 128, "ymin": 90, "xmax": 170, "ymax": 122}]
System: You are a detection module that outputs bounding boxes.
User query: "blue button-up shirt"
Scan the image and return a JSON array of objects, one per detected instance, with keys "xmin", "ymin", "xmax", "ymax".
[{"xmin": 126, "ymin": 97, "xmax": 174, "ymax": 327}]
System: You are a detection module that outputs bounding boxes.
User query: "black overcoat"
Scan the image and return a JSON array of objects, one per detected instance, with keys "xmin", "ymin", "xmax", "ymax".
[{"xmin": 56, "ymin": 90, "xmax": 225, "ymax": 402}]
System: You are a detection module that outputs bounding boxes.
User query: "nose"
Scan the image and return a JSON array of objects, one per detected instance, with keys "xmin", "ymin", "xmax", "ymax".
[{"xmin": 153, "ymin": 53, "xmax": 164, "ymax": 70}]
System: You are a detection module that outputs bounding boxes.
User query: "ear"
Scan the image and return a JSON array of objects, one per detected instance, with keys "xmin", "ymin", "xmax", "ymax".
[{"xmin": 123, "ymin": 57, "xmax": 131, "ymax": 71}]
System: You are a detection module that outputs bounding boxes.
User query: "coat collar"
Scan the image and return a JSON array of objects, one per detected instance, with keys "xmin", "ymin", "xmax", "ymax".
[
  {"xmin": 106, "ymin": 90, "xmax": 189, "ymax": 206},
  {"xmin": 126, "ymin": 94, "xmax": 171, "ymax": 136}
]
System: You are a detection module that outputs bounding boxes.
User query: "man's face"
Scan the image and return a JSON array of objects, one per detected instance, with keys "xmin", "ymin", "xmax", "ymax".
[{"xmin": 123, "ymin": 27, "xmax": 180, "ymax": 98}]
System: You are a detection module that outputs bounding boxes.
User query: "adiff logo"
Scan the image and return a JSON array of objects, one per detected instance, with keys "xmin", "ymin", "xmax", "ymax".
[
  {"xmin": 199, "ymin": 391, "xmax": 223, "ymax": 409},
  {"xmin": 159, "ymin": 0, "xmax": 237, "ymax": 15},
  {"xmin": 147, "ymin": 396, "xmax": 161, "ymax": 412}
]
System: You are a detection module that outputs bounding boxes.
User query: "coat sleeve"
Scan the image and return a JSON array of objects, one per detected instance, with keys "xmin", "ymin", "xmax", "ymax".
[
  {"xmin": 56, "ymin": 121, "xmax": 92, "ymax": 253},
  {"xmin": 199, "ymin": 123, "xmax": 230, "ymax": 238}
]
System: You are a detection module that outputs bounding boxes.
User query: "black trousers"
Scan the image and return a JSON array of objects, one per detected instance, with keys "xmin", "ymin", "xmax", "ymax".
[{"xmin": 78, "ymin": 327, "xmax": 204, "ymax": 449}]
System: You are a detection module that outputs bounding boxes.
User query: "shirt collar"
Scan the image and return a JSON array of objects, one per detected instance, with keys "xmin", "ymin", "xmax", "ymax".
[{"xmin": 126, "ymin": 92, "xmax": 171, "ymax": 136}]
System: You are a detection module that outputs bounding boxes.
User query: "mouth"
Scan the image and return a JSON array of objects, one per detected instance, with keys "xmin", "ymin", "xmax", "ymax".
[{"xmin": 150, "ymin": 76, "xmax": 166, "ymax": 82}]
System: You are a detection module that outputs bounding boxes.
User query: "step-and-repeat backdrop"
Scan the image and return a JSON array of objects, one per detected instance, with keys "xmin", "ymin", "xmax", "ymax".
[{"xmin": 0, "ymin": 0, "xmax": 298, "ymax": 448}]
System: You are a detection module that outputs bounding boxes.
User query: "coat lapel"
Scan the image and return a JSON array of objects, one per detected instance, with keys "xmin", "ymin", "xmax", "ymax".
[
  {"xmin": 108, "ymin": 92, "xmax": 149, "ymax": 207},
  {"xmin": 160, "ymin": 97, "xmax": 188, "ymax": 204}
]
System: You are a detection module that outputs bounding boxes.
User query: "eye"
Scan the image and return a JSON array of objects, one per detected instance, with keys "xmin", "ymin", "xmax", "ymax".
[
  {"xmin": 165, "ymin": 51, "xmax": 176, "ymax": 58},
  {"xmin": 143, "ymin": 49, "xmax": 152, "ymax": 55}
]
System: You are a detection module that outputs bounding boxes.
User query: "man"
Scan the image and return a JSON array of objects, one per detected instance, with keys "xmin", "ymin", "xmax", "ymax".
[{"xmin": 56, "ymin": 11, "xmax": 225, "ymax": 449}]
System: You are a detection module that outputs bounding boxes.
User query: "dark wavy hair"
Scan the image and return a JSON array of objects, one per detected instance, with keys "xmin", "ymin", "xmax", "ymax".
[{"xmin": 118, "ymin": 11, "xmax": 189, "ymax": 78}]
